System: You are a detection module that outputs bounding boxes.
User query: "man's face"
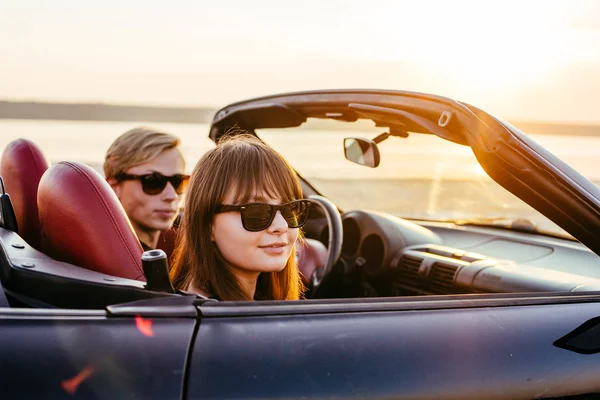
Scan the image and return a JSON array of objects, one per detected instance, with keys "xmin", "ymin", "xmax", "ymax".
[{"xmin": 109, "ymin": 148, "xmax": 185, "ymax": 242}]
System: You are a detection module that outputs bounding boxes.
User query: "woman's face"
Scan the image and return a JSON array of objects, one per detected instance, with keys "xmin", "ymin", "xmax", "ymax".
[{"xmin": 211, "ymin": 190, "xmax": 299, "ymax": 280}]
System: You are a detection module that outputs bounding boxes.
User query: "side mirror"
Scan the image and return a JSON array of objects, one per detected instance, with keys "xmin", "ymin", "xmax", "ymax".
[{"xmin": 343, "ymin": 138, "xmax": 380, "ymax": 168}]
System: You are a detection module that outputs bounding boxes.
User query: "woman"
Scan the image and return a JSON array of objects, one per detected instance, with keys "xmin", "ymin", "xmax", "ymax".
[{"xmin": 170, "ymin": 133, "xmax": 310, "ymax": 301}]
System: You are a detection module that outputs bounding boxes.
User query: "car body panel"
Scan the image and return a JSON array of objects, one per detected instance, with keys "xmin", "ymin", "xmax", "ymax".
[
  {"xmin": 190, "ymin": 298, "xmax": 600, "ymax": 399},
  {"xmin": 0, "ymin": 309, "xmax": 196, "ymax": 399}
]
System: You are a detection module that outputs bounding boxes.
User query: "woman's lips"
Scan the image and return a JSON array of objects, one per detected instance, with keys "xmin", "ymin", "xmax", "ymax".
[{"xmin": 259, "ymin": 242, "xmax": 287, "ymax": 255}]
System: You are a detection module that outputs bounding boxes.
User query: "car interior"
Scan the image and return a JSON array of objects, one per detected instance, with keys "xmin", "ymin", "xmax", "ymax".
[
  {"xmin": 1, "ymin": 93, "xmax": 600, "ymax": 309},
  {"xmin": 0, "ymin": 138, "xmax": 331, "ymax": 308}
]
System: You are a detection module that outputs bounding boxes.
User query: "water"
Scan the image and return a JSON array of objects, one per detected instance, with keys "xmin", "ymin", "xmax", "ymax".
[
  {"xmin": 1, "ymin": 119, "xmax": 599, "ymax": 181},
  {"xmin": 0, "ymin": 119, "xmax": 215, "ymax": 174},
  {"xmin": 1, "ymin": 119, "xmax": 599, "ymax": 235}
]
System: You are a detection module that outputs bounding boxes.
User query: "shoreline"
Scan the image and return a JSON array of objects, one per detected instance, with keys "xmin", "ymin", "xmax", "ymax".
[
  {"xmin": 0, "ymin": 101, "xmax": 216, "ymax": 124},
  {"xmin": 1, "ymin": 101, "xmax": 600, "ymax": 136}
]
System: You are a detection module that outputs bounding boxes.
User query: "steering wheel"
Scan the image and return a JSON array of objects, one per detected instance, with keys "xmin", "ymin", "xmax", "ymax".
[{"xmin": 307, "ymin": 194, "xmax": 343, "ymax": 298}]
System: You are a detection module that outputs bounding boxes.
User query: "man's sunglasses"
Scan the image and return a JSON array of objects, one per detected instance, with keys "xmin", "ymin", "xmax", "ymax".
[
  {"xmin": 215, "ymin": 200, "xmax": 312, "ymax": 232},
  {"xmin": 117, "ymin": 172, "xmax": 190, "ymax": 195}
]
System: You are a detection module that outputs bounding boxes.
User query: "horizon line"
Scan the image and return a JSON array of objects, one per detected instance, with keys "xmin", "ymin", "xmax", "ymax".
[{"xmin": 1, "ymin": 98, "xmax": 600, "ymax": 127}]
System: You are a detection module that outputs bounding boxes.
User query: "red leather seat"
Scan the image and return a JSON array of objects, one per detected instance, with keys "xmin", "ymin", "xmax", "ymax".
[
  {"xmin": 297, "ymin": 238, "xmax": 327, "ymax": 286},
  {"xmin": 0, "ymin": 139, "xmax": 50, "ymax": 250},
  {"xmin": 38, "ymin": 161, "xmax": 145, "ymax": 280}
]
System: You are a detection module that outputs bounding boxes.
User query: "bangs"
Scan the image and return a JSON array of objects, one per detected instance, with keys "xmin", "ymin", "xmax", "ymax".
[{"xmin": 219, "ymin": 138, "xmax": 302, "ymax": 205}]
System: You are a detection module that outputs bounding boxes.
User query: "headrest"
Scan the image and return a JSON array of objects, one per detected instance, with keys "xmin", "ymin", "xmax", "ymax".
[
  {"xmin": 0, "ymin": 139, "xmax": 50, "ymax": 250},
  {"xmin": 38, "ymin": 161, "xmax": 145, "ymax": 280}
]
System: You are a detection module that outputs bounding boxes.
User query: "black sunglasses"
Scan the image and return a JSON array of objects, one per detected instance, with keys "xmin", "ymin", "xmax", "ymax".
[
  {"xmin": 215, "ymin": 200, "xmax": 312, "ymax": 232},
  {"xmin": 117, "ymin": 172, "xmax": 190, "ymax": 195}
]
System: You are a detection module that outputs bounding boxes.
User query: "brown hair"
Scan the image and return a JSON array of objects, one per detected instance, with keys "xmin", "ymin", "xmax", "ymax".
[
  {"xmin": 169, "ymin": 132, "xmax": 304, "ymax": 301},
  {"xmin": 104, "ymin": 127, "xmax": 183, "ymax": 179}
]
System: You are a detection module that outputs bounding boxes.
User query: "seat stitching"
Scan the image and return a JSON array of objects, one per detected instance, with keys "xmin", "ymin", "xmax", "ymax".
[
  {"xmin": 22, "ymin": 140, "xmax": 46, "ymax": 180},
  {"xmin": 60, "ymin": 162, "xmax": 143, "ymax": 277},
  {"xmin": 66, "ymin": 162, "xmax": 144, "ymax": 276},
  {"xmin": 20, "ymin": 141, "xmax": 43, "ymax": 240}
]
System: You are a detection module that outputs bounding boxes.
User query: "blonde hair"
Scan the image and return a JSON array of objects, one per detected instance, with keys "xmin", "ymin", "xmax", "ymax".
[
  {"xmin": 170, "ymin": 133, "xmax": 304, "ymax": 301},
  {"xmin": 104, "ymin": 127, "xmax": 183, "ymax": 179}
]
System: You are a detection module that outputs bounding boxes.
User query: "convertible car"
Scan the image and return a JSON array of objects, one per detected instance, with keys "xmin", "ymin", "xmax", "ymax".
[{"xmin": 1, "ymin": 90, "xmax": 600, "ymax": 399}]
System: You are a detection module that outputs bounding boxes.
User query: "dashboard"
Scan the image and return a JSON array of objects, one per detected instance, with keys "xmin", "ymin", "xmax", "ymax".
[{"xmin": 311, "ymin": 210, "xmax": 600, "ymax": 297}]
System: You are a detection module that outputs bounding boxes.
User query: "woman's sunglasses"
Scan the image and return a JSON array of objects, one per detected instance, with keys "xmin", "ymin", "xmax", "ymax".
[
  {"xmin": 117, "ymin": 172, "xmax": 190, "ymax": 195},
  {"xmin": 215, "ymin": 200, "xmax": 312, "ymax": 232}
]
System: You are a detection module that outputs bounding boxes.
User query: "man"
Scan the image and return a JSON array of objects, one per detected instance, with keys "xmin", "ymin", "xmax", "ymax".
[{"xmin": 104, "ymin": 127, "xmax": 189, "ymax": 251}]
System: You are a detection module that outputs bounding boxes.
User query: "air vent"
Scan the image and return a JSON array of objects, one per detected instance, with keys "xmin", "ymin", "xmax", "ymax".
[
  {"xmin": 396, "ymin": 254, "xmax": 423, "ymax": 288},
  {"xmin": 429, "ymin": 262, "xmax": 458, "ymax": 294}
]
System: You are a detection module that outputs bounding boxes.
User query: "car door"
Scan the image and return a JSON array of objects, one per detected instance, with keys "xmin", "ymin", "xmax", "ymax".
[
  {"xmin": 187, "ymin": 294, "xmax": 600, "ymax": 399},
  {"xmin": 0, "ymin": 301, "xmax": 196, "ymax": 399}
]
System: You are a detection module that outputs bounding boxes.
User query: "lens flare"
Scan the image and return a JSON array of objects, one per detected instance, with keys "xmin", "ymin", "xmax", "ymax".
[
  {"xmin": 61, "ymin": 364, "xmax": 96, "ymax": 395},
  {"xmin": 135, "ymin": 315, "xmax": 154, "ymax": 337}
]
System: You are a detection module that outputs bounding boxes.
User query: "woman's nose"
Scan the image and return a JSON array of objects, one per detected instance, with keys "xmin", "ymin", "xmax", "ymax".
[{"xmin": 267, "ymin": 210, "xmax": 288, "ymax": 233}]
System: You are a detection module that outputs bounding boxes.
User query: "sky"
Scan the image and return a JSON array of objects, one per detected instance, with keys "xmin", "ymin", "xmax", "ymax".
[{"xmin": 2, "ymin": 0, "xmax": 600, "ymax": 122}]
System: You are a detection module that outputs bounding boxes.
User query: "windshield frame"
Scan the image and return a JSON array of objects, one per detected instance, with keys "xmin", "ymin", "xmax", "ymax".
[{"xmin": 210, "ymin": 89, "xmax": 600, "ymax": 255}]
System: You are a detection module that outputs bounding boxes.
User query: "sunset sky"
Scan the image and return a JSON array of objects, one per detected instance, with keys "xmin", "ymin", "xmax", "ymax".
[{"xmin": 2, "ymin": 0, "xmax": 600, "ymax": 122}]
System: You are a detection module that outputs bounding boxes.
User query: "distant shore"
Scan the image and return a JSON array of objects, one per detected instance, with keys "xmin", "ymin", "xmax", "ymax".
[
  {"xmin": 1, "ymin": 100, "xmax": 599, "ymax": 136},
  {"xmin": 0, "ymin": 101, "xmax": 217, "ymax": 124}
]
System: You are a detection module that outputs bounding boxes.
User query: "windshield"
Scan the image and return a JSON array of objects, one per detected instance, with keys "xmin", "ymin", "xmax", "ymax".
[{"xmin": 258, "ymin": 119, "xmax": 600, "ymax": 239}]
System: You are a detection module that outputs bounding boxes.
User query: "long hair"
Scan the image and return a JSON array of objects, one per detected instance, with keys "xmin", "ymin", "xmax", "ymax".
[{"xmin": 170, "ymin": 133, "xmax": 304, "ymax": 301}]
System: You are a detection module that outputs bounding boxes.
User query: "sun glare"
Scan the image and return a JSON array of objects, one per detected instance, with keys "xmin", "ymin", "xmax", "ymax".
[
  {"xmin": 419, "ymin": 2, "xmax": 570, "ymax": 90},
  {"xmin": 472, "ymin": 164, "xmax": 487, "ymax": 177},
  {"xmin": 341, "ymin": 0, "xmax": 590, "ymax": 94}
]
